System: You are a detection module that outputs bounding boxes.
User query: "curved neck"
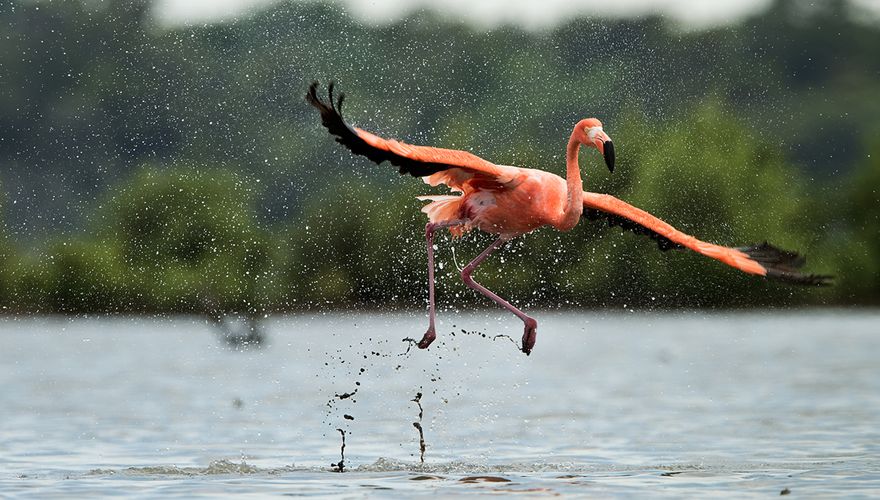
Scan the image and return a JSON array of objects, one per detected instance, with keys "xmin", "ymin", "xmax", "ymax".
[{"xmin": 556, "ymin": 136, "xmax": 584, "ymax": 231}]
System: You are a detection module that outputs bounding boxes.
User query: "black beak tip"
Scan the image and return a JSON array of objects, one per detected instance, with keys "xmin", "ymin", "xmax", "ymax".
[{"xmin": 603, "ymin": 140, "xmax": 615, "ymax": 173}]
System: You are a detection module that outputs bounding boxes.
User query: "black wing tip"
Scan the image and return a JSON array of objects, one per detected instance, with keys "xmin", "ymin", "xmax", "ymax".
[
  {"xmin": 305, "ymin": 80, "xmax": 448, "ymax": 177},
  {"xmin": 305, "ymin": 80, "xmax": 324, "ymax": 110},
  {"xmin": 739, "ymin": 241, "xmax": 834, "ymax": 287},
  {"xmin": 306, "ymin": 80, "xmax": 343, "ymax": 115},
  {"xmin": 306, "ymin": 80, "xmax": 320, "ymax": 105},
  {"xmin": 306, "ymin": 79, "xmax": 358, "ymax": 142},
  {"xmin": 768, "ymin": 271, "xmax": 835, "ymax": 287}
]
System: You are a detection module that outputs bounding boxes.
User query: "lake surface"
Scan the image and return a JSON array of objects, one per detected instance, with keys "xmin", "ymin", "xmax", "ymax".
[{"xmin": 1, "ymin": 311, "xmax": 878, "ymax": 497}]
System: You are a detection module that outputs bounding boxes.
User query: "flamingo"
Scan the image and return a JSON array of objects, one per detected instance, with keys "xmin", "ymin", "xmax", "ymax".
[{"xmin": 306, "ymin": 82, "xmax": 830, "ymax": 355}]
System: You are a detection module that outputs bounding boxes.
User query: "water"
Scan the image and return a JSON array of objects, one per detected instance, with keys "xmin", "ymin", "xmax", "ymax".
[{"xmin": 1, "ymin": 311, "xmax": 878, "ymax": 497}]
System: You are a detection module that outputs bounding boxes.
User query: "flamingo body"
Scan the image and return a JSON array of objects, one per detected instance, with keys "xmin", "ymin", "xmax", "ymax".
[
  {"xmin": 421, "ymin": 167, "xmax": 569, "ymax": 238},
  {"xmin": 306, "ymin": 81, "xmax": 831, "ymax": 355}
]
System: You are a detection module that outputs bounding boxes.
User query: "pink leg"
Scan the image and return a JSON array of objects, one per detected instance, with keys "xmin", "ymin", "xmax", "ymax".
[
  {"xmin": 461, "ymin": 238, "xmax": 538, "ymax": 355},
  {"xmin": 418, "ymin": 220, "xmax": 468, "ymax": 349}
]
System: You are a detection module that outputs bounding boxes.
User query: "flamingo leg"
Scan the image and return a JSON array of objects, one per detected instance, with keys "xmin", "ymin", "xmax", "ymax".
[
  {"xmin": 419, "ymin": 219, "xmax": 469, "ymax": 349},
  {"xmin": 460, "ymin": 238, "xmax": 538, "ymax": 355}
]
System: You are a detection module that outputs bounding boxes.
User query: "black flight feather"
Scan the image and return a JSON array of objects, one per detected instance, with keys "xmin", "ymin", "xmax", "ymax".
[
  {"xmin": 306, "ymin": 81, "xmax": 451, "ymax": 177},
  {"xmin": 737, "ymin": 242, "xmax": 833, "ymax": 286},
  {"xmin": 583, "ymin": 208, "xmax": 684, "ymax": 252}
]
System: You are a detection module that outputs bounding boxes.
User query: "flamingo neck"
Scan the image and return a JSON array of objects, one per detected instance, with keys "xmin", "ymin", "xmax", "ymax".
[{"xmin": 556, "ymin": 136, "xmax": 584, "ymax": 231}]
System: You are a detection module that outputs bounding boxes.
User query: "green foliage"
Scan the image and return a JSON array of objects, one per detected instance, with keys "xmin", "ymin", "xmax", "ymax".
[
  {"xmin": 816, "ymin": 145, "xmax": 880, "ymax": 303},
  {"xmin": 0, "ymin": 168, "xmax": 278, "ymax": 313},
  {"xmin": 98, "ymin": 168, "xmax": 277, "ymax": 312},
  {"xmin": 0, "ymin": 0, "xmax": 877, "ymax": 312},
  {"xmin": 279, "ymin": 181, "xmax": 428, "ymax": 307},
  {"xmin": 42, "ymin": 239, "xmax": 130, "ymax": 312},
  {"xmin": 0, "ymin": 183, "xmax": 8, "ymax": 308},
  {"xmin": 599, "ymin": 102, "xmax": 815, "ymax": 306}
]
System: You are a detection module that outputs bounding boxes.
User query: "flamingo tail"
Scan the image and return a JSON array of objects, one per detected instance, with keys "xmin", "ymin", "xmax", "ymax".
[{"xmin": 417, "ymin": 195, "xmax": 469, "ymax": 237}]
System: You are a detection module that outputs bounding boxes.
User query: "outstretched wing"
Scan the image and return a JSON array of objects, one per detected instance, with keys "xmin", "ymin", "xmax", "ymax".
[
  {"xmin": 582, "ymin": 192, "xmax": 832, "ymax": 286},
  {"xmin": 584, "ymin": 207, "xmax": 685, "ymax": 252},
  {"xmin": 306, "ymin": 81, "xmax": 517, "ymax": 187}
]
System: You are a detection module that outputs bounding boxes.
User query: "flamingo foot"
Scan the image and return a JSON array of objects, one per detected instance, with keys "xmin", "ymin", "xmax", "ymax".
[
  {"xmin": 521, "ymin": 318, "xmax": 537, "ymax": 355},
  {"xmin": 418, "ymin": 327, "xmax": 436, "ymax": 349}
]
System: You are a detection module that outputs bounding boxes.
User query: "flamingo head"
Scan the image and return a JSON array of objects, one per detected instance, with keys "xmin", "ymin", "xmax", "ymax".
[{"xmin": 575, "ymin": 118, "xmax": 614, "ymax": 173}]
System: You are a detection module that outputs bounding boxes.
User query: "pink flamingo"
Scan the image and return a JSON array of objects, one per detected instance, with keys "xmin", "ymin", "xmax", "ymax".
[{"xmin": 307, "ymin": 82, "xmax": 830, "ymax": 355}]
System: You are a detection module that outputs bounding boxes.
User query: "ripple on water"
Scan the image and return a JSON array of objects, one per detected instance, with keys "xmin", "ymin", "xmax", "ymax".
[
  {"xmin": 87, "ymin": 460, "xmax": 286, "ymax": 477},
  {"xmin": 3, "ymin": 312, "xmax": 878, "ymax": 497}
]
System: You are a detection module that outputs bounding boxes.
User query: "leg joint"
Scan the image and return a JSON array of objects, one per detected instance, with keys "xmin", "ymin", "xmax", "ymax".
[{"xmin": 460, "ymin": 266, "xmax": 473, "ymax": 282}]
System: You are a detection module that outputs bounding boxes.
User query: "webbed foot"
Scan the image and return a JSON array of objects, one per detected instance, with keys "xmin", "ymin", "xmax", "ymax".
[
  {"xmin": 521, "ymin": 319, "xmax": 537, "ymax": 355},
  {"xmin": 418, "ymin": 327, "xmax": 436, "ymax": 349}
]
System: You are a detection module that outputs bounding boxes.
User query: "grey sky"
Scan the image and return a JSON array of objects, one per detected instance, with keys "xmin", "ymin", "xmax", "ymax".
[
  {"xmin": 153, "ymin": 0, "xmax": 880, "ymax": 29},
  {"xmin": 153, "ymin": 0, "xmax": 781, "ymax": 28}
]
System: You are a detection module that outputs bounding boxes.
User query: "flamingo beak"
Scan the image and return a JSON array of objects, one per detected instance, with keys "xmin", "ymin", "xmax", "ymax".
[
  {"xmin": 602, "ymin": 140, "xmax": 615, "ymax": 173},
  {"xmin": 588, "ymin": 127, "xmax": 615, "ymax": 173}
]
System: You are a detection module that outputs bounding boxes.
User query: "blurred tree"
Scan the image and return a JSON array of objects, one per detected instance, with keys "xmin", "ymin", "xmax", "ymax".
[
  {"xmin": 624, "ymin": 102, "xmax": 816, "ymax": 306},
  {"xmin": 817, "ymin": 143, "xmax": 880, "ymax": 303},
  {"xmin": 0, "ymin": 0, "xmax": 877, "ymax": 311},
  {"xmin": 89, "ymin": 167, "xmax": 277, "ymax": 312},
  {"xmin": 279, "ymin": 181, "xmax": 426, "ymax": 307},
  {"xmin": 0, "ymin": 182, "xmax": 8, "ymax": 307}
]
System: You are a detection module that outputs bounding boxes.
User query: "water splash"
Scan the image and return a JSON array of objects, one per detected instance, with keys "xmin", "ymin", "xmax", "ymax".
[{"xmin": 411, "ymin": 392, "xmax": 426, "ymax": 463}]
